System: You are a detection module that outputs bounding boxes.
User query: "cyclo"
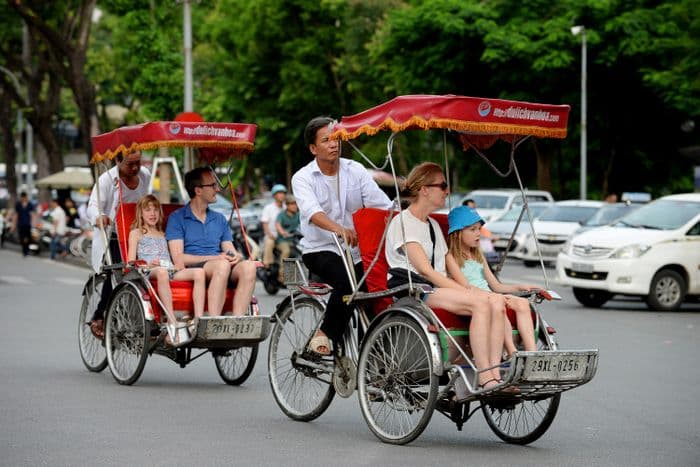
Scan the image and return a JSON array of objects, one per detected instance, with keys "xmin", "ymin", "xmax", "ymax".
[
  {"xmin": 77, "ymin": 120, "xmax": 270, "ymax": 386},
  {"xmin": 267, "ymin": 95, "xmax": 598, "ymax": 445}
]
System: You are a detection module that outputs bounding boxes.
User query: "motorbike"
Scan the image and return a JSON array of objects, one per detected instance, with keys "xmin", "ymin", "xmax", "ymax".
[{"xmin": 257, "ymin": 231, "xmax": 302, "ymax": 295}]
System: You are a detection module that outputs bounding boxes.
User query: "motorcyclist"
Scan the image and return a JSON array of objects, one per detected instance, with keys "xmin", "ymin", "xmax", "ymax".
[
  {"xmin": 274, "ymin": 194, "xmax": 300, "ymax": 283},
  {"xmin": 261, "ymin": 184, "xmax": 287, "ymax": 272}
]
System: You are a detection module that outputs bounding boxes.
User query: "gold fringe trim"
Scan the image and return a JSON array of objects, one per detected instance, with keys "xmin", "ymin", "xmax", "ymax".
[
  {"xmin": 91, "ymin": 140, "xmax": 254, "ymax": 164},
  {"xmin": 331, "ymin": 116, "xmax": 567, "ymax": 142}
]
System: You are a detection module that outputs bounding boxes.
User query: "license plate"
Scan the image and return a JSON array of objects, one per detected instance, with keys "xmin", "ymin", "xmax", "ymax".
[
  {"xmin": 523, "ymin": 355, "xmax": 588, "ymax": 381},
  {"xmin": 571, "ymin": 262, "xmax": 593, "ymax": 273},
  {"xmin": 539, "ymin": 246, "xmax": 562, "ymax": 256},
  {"xmin": 197, "ymin": 316, "xmax": 264, "ymax": 340}
]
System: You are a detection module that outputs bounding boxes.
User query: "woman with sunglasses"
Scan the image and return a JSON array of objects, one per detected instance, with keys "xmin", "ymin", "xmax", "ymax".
[{"xmin": 385, "ymin": 162, "xmax": 507, "ymax": 390}]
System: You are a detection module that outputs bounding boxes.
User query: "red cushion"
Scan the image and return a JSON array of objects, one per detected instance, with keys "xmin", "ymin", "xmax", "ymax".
[{"xmin": 148, "ymin": 279, "xmax": 236, "ymax": 318}]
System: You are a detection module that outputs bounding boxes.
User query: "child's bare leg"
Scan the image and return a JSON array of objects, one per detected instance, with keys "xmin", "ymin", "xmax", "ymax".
[
  {"xmin": 507, "ymin": 296, "xmax": 537, "ymax": 351},
  {"xmin": 153, "ymin": 267, "xmax": 176, "ymax": 324},
  {"xmin": 503, "ymin": 319, "xmax": 517, "ymax": 357}
]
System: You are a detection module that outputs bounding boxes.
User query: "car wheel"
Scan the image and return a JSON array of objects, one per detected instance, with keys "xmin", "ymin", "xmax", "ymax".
[
  {"xmin": 646, "ymin": 269, "xmax": 686, "ymax": 311},
  {"xmin": 572, "ymin": 287, "xmax": 612, "ymax": 308}
]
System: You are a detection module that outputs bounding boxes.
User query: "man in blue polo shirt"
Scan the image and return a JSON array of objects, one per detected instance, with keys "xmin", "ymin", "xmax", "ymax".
[{"xmin": 166, "ymin": 167, "xmax": 257, "ymax": 317}]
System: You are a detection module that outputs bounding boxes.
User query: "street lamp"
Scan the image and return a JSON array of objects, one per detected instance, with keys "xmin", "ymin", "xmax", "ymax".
[
  {"xmin": 0, "ymin": 64, "xmax": 34, "ymax": 198},
  {"xmin": 571, "ymin": 25, "xmax": 587, "ymax": 200}
]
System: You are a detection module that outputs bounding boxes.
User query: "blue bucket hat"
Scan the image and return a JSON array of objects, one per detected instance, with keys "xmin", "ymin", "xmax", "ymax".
[
  {"xmin": 448, "ymin": 206, "xmax": 485, "ymax": 234},
  {"xmin": 271, "ymin": 184, "xmax": 287, "ymax": 195}
]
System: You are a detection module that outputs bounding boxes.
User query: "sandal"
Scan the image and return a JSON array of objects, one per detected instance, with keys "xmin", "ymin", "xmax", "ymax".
[
  {"xmin": 478, "ymin": 378, "xmax": 501, "ymax": 390},
  {"xmin": 165, "ymin": 323, "xmax": 193, "ymax": 348},
  {"xmin": 308, "ymin": 334, "xmax": 331, "ymax": 356},
  {"xmin": 89, "ymin": 320, "xmax": 104, "ymax": 339}
]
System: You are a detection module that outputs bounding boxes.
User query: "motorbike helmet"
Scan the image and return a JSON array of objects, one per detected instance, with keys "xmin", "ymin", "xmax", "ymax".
[{"xmin": 271, "ymin": 184, "xmax": 287, "ymax": 195}]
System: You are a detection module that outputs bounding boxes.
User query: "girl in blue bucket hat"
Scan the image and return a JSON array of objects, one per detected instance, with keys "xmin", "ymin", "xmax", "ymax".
[{"xmin": 447, "ymin": 205, "xmax": 539, "ymax": 355}]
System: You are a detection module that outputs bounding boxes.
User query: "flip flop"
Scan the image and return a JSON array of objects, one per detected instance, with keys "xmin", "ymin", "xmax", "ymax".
[{"xmin": 308, "ymin": 334, "xmax": 331, "ymax": 356}]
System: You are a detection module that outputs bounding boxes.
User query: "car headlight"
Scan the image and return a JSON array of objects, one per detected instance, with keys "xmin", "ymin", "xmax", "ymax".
[{"xmin": 610, "ymin": 244, "xmax": 651, "ymax": 259}]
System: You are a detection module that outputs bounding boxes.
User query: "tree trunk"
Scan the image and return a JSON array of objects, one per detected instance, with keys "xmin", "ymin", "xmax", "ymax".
[
  {"xmin": 0, "ymin": 91, "xmax": 18, "ymax": 206},
  {"xmin": 532, "ymin": 139, "xmax": 553, "ymax": 192}
]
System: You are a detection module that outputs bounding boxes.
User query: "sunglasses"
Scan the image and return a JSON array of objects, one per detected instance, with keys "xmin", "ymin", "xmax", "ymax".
[
  {"xmin": 424, "ymin": 181, "xmax": 449, "ymax": 191},
  {"xmin": 198, "ymin": 182, "xmax": 218, "ymax": 189}
]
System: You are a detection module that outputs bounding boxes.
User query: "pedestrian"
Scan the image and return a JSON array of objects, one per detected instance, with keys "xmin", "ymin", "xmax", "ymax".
[
  {"xmin": 48, "ymin": 198, "xmax": 68, "ymax": 260},
  {"xmin": 292, "ymin": 116, "xmax": 393, "ymax": 355},
  {"xmin": 11, "ymin": 192, "xmax": 36, "ymax": 257}
]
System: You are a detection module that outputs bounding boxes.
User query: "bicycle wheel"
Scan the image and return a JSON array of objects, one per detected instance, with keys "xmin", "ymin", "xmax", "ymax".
[
  {"xmin": 105, "ymin": 285, "xmax": 151, "ymax": 385},
  {"xmin": 78, "ymin": 275, "xmax": 107, "ymax": 372},
  {"xmin": 481, "ymin": 326, "xmax": 561, "ymax": 445},
  {"xmin": 214, "ymin": 304, "xmax": 260, "ymax": 385},
  {"xmin": 357, "ymin": 314, "xmax": 438, "ymax": 445},
  {"xmin": 268, "ymin": 296, "xmax": 335, "ymax": 421},
  {"xmin": 215, "ymin": 345, "xmax": 259, "ymax": 385}
]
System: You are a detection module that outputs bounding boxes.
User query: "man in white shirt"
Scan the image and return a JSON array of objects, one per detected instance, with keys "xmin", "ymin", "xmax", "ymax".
[
  {"xmin": 292, "ymin": 116, "xmax": 393, "ymax": 355},
  {"xmin": 260, "ymin": 184, "xmax": 287, "ymax": 268},
  {"xmin": 86, "ymin": 149, "xmax": 151, "ymax": 337},
  {"xmin": 48, "ymin": 198, "xmax": 68, "ymax": 260}
]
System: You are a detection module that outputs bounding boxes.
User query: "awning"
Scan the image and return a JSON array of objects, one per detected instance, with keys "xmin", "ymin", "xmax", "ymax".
[{"xmin": 35, "ymin": 167, "xmax": 94, "ymax": 189}]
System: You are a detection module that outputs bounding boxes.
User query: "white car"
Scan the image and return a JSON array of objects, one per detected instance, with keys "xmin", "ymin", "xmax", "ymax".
[
  {"xmin": 520, "ymin": 200, "xmax": 604, "ymax": 267},
  {"xmin": 487, "ymin": 201, "xmax": 553, "ymax": 258},
  {"xmin": 556, "ymin": 193, "xmax": 700, "ymax": 311},
  {"xmin": 459, "ymin": 188, "xmax": 553, "ymax": 222}
]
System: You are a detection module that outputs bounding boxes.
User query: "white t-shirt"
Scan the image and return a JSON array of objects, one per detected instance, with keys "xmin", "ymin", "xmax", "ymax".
[
  {"xmin": 385, "ymin": 209, "xmax": 448, "ymax": 276},
  {"xmin": 50, "ymin": 206, "xmax": 67, "ymax": 236},
  {"xmin": 261, "ymin": 202, "xmax": 283, "ymax": 238}
]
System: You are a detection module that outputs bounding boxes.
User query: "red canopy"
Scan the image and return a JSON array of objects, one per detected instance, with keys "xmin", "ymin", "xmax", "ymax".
[
  {"xmin": 330, "ymin": 95, "xmax": 569, "ymax": 149},
  {"xmin": 91, "ymin": 121, "xmax": 257, "ymax": 164}
]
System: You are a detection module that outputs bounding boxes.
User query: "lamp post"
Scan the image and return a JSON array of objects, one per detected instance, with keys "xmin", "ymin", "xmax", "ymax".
[
  {"xmin": 0, "ymin": 64, "xmax": 34, "ymax": 198},
  {"xmin": 181, "ymin": 0, "xmax": 194, "ymax": 173},
  {"xmin": 571, "ymin": 25, "xmax": 587, "ymax": 200}
]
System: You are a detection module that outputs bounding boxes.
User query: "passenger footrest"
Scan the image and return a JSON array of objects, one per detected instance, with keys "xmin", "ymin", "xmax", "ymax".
[
  {"xmin": 191, "ymin": 315, "xmax": 271, "ymax": 348},
  {"xmin": 461, "ymin": 349, "xmax": 599, "ymax": 401}
]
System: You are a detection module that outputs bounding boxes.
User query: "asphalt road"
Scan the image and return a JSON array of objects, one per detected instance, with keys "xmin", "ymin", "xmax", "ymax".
[{"xmin": 0, "ymin": 247, "xmax": 698, "ymax": 466}]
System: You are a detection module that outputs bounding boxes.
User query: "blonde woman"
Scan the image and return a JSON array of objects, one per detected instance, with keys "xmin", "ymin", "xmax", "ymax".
[{"xmin": 385, "ymin": 162, "xmax": 507, "ymax": 390}]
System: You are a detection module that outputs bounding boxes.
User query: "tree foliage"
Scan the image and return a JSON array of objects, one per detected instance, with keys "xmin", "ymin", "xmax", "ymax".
[{"xmin": 0, "ymin": 0, "xmax": 698, "ymax": 200}]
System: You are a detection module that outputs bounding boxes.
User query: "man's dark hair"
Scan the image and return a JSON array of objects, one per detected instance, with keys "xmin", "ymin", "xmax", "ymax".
[
  {"xmin": 462, "ymin": 198, "xmax": 475, "ymax": 206},
  {"xmin": 304, "ymin": 116, "xmax": 335, "ymax": 147},
  {"xmin": 20, "ymin": 191, "xmax": 27, "ymax": 198},
  {"xmin": 184, "ymin": 167, "xmax": 213, "ymax": 198}
]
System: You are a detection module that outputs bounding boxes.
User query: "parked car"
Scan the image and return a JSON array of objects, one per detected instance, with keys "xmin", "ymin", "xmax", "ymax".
[
  {"xmin": 486, "ymin": 201, "xmax": 553, "ymax": 258},
  {"xmin": 459, "ymin": 188, "xmax": 554, "ymax": 222},
  {"xmin": 572, "ymin": 202, "xmax": 642, "ymax": 236},
  {"xmin": 556, "ymin": 193, "xmax": 700, "ymax": 311},
  {"xmin": 520, "ymin": 200, "xmax": 604, "ymax": 267}
]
